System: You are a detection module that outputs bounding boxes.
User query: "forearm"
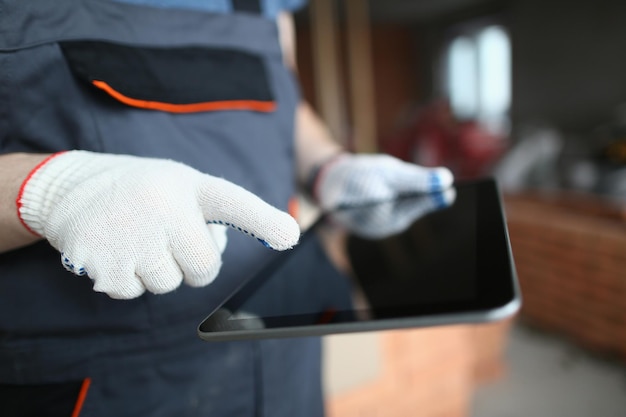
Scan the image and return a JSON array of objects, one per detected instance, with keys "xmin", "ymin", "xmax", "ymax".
[
  {"xmin": 0, "ymin": 153, "xmax": 49, "ymax": 252},
  {"xmin": 294, "ymin": 101, "xmax": 344, "ymax": 186}
]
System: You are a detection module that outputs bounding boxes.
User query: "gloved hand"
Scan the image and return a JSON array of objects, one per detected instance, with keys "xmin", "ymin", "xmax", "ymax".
[
  {"xmin": 312, "ymin": 153, "xmax": 454, "ymax": 210},
  {"xmin": 310, "ymin": 153, "xmax": 455, "ymax": 238},
  {"xmin": 17, "ymin": 151, "xmax": 300, "ymax": 299}
]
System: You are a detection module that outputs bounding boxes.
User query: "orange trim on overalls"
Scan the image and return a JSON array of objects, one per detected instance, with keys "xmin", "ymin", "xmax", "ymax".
[
  {"xmin": 288, "ymin": 196, "xmax": 299, "ymax": 221},
  {"xmin": 92, "ymin": 80, "xmax": 277, "ymax": 113},
  {"xmin": 71, "ymin": 378, "xmax": 92, "ymax": 417}
]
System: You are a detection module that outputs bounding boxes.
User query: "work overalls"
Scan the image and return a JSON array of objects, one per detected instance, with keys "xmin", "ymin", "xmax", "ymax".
[{"xmin": 0, "ymin": 0, "xmax": 324, "ymax": 415}]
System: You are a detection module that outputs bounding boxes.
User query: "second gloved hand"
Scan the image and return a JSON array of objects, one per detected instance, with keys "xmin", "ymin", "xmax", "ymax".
[
  {"xmin": 312, "ymin": 153, "xmax": 454, "ymax": 210},
  {"xmin": 17, "ymin": 151, "xmax": 300, "ymax": 299},
  {"xmin": 312, "ymin": 153, "xmax": 456, "ymax": 238}
]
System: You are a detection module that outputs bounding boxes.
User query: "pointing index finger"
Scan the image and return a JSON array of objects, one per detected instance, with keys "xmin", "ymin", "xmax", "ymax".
[{"xmin": 197, "ymin": 176, "xmax": 301, "ymax": 251}]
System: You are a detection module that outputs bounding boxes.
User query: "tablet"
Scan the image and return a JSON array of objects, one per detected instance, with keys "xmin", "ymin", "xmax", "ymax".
[{"xmin": 198, "ymin": 178, "xmax": 520, "ymax": 342}]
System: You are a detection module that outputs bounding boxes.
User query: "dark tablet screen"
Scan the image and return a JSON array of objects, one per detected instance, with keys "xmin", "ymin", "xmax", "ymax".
[{"xmin": 198, "ymin": 178, "xmax": 519, "ymax": 339}]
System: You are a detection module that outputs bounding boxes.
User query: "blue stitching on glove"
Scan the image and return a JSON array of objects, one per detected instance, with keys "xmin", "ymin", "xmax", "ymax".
[
  {"xmin": 206, "ymin": 220, "xmax": 272, "ymax": 249},
  {"xmin": 61, "ymin": 252, "xmax": 87, "ymax": 276},
  {"xmin": 61, "ymin": 253, "xmax": 73, "ymax": 270},
  {"xmin": 428, "ymin": 171, "xmax": 441, "ymax": 191}
]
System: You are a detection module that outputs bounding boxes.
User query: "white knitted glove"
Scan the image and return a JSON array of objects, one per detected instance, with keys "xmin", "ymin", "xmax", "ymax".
[
  {"xmin": 312, "ymin": 153, "xmax": 454, "ymax": 210},
  {"xmin": 17, "ymin": 151, "xmax": 300, "ymax": 299}
]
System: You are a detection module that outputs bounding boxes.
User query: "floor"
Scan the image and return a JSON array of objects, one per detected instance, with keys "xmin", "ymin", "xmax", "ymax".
[{"xmin": 471, "ymin": 324, "xmax": 626, "ymax": 417}]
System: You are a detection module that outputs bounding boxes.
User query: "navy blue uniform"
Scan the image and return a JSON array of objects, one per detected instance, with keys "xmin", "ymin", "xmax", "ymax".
[{"xmin": 0, "ymin": 0, "xmax": 325, "ymax": 415}]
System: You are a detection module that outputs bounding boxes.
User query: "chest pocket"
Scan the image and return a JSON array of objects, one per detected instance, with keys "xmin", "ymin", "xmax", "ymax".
[{"xmin": 60, "ymin": 41, "xmax": 276, "ymax": 113}]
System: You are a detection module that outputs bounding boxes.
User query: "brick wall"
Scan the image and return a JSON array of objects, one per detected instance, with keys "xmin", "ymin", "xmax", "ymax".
[
  {"xmin": 505, "ymin": 192, "xmax": 626, "ymax": 360},
  {"xmin": 325, "ymin": 320, "xmax": 513, "ymax": 417}
]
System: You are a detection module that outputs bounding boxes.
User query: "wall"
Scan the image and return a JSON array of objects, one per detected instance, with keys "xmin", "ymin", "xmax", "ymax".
[
  {"xmin": 370, "ymin": 25, "xmax": 420, "ymax": 140},
  {"xmin": 295, "ymin": 22, "xmax": 421, "ymax": 144},
  {"xmin": 506, "ymin": 193, "xmax": 626, "ymax": 361},
  {"xmin": 411, "ymin": 0, "xmax": 626, "ymax": 134},
  {"xmin": 511, "ymin": 0, "xmax": 626, "ymax": 133},
  {"xmin": 324, "ymin": 321, "xmax": 514, "ymax": 417}
]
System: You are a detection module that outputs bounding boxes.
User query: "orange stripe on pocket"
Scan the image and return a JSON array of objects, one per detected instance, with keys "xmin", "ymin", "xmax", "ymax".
[
  {"xmin": 71, "ymin": 378, "xmax": 92, "ymax": 417},
  {"xmin": 92, "ymin": 80, "xmax": 277, "ymax": 113}
]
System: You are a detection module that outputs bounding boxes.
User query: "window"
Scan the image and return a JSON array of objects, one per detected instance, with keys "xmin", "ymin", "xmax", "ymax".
[{"xmin": 444, "ymin": 24, "xmax": 511, "ymax": 135}]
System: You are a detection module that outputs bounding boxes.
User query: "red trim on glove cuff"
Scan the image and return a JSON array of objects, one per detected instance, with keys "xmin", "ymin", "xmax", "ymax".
[{"xmin": 16, "ymin": 151, "xmax": 69, "ymax": 237}]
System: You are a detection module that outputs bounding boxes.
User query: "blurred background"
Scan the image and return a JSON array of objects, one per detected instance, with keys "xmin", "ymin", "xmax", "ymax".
[{"xmin": 293, "ymin": 0, "xmax": 626, "ymax": 416}]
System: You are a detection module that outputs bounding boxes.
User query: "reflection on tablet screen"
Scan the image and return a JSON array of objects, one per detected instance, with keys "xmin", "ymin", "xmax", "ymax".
[{"xmin": 347, "ymin": 184, "xmax": 476, "ymax": 317}]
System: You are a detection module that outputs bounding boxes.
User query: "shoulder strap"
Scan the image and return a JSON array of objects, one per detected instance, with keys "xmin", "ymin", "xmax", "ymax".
[{"xmin": 232, "ymin": 0, "xmax": 262, "ymax": 14}]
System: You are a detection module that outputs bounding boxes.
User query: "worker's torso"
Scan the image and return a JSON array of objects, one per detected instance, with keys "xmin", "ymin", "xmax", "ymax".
[{"xmin": 0, "ymin": 3, "xmax": 321, "ymax": 415}]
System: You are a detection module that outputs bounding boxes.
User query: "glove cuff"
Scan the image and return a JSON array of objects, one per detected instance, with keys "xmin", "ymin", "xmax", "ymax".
[
  {"xmin": 304, "ymin": 152, "xmax": 349, "ymax": 204},
  {"xmin": 17, "ymin": 150, "xmax": 91, "ymax": 236}
]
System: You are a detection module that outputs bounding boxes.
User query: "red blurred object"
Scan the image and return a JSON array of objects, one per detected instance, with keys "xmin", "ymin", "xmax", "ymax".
[{"xmin": 382, "ymin": 100, "xmax": 507, "ymax": 180}]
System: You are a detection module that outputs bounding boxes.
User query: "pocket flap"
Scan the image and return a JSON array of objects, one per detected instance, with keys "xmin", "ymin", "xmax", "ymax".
[{"xmin": 60, "ymin": 41, "xmax": 276, "ymax": 113}]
